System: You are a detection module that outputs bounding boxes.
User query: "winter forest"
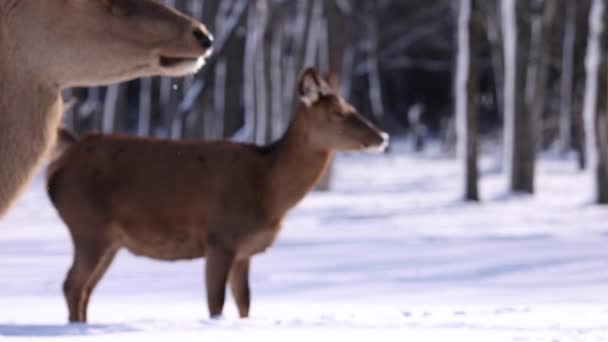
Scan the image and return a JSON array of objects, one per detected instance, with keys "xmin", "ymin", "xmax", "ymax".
[
  {"xmin": 59, "ymin": 0, "xmax": 608, "ymax": 200},
  {"xmin": 3, "ymin": 0, "xmax": 608, "ymax": 340}
]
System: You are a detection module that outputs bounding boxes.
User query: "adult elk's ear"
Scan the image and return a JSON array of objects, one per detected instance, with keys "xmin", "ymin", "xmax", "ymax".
[{"xmin": 298, "ymin": 68, "xmax": 332, "ymax": 106}]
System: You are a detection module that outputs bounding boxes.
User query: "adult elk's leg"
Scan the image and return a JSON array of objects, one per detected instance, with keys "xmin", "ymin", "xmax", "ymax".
[
  {"xmin": 205, "ymin": 245, "xmax": 235, "ymax": 318},
  {"xmin": 229, "ymin": 258, "xmax": 251, "ymax": 318},
  {"xmin": 63, "ymin": 234, "xmax": 118, "ymax": 323}
]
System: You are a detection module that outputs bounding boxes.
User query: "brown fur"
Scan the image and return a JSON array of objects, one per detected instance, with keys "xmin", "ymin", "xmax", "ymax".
[
  {"xmin": 47, "ymin": 68, "xmax": 389, "ymax": 323},
  {"xmin": 0, "ymin": 0, "xmax": 213, "ymax": 218}
]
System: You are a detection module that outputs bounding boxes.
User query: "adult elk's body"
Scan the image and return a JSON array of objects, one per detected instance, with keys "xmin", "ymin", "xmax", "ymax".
[
  {"xmin": 48, "ymin": 68, "xmax": 389, "ymax": 323},
  {"xmin": 0, "ymin": 0, "xmax": 213, "ymax": 218}
]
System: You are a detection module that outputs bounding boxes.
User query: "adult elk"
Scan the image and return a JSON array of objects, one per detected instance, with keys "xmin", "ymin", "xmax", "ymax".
[
  {"xmin": 0, "ymin": 0, "xmax": 213, "ymax": 218},
  {"xmin": 47, "ymin": 68, "xmax": 389, "ymax": 323}
]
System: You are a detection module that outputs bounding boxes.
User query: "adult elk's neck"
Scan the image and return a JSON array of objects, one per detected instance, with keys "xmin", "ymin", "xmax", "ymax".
[
  {"xmin": 0, "ymin": 38, "xmax": 63, "ymax": 215},
  {"xmin": 265, "ymin": 105, "xmax": 333, "ymax": 217}
]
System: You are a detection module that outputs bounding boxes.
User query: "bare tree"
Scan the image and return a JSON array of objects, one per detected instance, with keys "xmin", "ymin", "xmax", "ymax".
[
  {"xmin": 583, "ymin": 0, "xmax": 608, "ymax": 203},
  {"xmin": 559, "ymin": 0, "xmax": 578, "ymax": 153},
  {"xmin": 102, "ymin": 84, "xmax": 122, "ymax": 134},
  {"xmin": 456, "ymin": 0, "xmax": 481, "ymax": 201},
  {"xmin": 283, "ymin": 0, "xmax": 313, "ymax": 116},
  {"xmin": 138, "ymin": 77, "xmax": 153, "ymax": 137},
  {"xmin": 316, "ymin": 0, "xmax": 349, "ymax": 192},
  {"xmin": 502, "ymin": 0, "xmax": 534, "ymax": 193},
  {"xmin": 241, "ymin": 0, "xmax": 266, "ymax": 143},
  {"xmin": 480, "ymin": 0, "xmax": 504, "ymax": 124},
  {"xmin": 527, "ymin": 0, "xmax": 556, "ymax": 152},
  {"xmin": 365, "ymin": 1, "xmax": 385, "ymax": 120}
]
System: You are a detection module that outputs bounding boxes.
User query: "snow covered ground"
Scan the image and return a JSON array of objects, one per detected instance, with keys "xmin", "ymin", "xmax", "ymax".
[{"xmin": 2, "ymin": 143, "xmax": 608, "ymax": 341}]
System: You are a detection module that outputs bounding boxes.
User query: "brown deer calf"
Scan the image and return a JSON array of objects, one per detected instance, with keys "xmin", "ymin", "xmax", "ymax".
[{"xmin": 47, "ymin": 68, "xmax": 389, "ymax": 323}]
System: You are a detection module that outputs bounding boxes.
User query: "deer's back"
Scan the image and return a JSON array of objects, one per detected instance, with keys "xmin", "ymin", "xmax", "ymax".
[{"xmin": 49, "ymin": 134, "xmax": 277, "ymax": 259}]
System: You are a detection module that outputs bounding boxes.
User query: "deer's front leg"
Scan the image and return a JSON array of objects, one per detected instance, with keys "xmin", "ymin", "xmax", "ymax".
[
  {"xmin": 205, "ymin": 245, "xmax": 235, "ymax": 318},
  {"xmin": 229, "ymin": 258, "xmax": 251, "ymax": 318}
]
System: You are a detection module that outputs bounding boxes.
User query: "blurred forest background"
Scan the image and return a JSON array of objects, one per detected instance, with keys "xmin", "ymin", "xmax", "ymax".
[{"xmin": 61, "ymin": 0, "xmax": 608, "ymax": 201}]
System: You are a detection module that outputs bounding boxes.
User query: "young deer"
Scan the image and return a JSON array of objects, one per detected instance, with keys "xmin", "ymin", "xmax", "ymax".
[
  {"xmin": 0, "ymin": 0, "xmax": 213, "ymax": 218},
  {"xmin": 47, "ymin": 68, "xmax": 389, "ymax": 323}
]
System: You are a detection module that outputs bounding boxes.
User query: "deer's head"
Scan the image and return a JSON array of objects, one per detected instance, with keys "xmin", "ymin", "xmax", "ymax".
[
  {"xmin": 298, "ymin": 68, "xmax": 389, "ymax": 153},
  {"xmin": 4, "ymin": 0, "xmax": 213, "ymax": 87}
]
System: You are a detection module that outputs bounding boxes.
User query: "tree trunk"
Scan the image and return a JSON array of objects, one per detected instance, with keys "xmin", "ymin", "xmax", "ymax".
[
  {"xmin": 101, "ymin": 84, "xmax": 122, "ymax": 134},
  {"xmin": 62, "ymin": 89, "xmax": 77, "ymax": 130},
  {"xmin": 574, "ymin": 79, "xmax": 587, "ymax": 169},
  {"xmin": 559, "ymin": 0, "xmax": 577, "ymax": 153},
  {"xmin": 283, "ymin": 0, "xmax": 313, "ymax": 115},
  {"xmin": 527, "ymin": 0, "xmax": 556, "ymax": 151},
  {"xmin": 209, "ymin": 58, "xmax": 227, "ymax": 139},
  {"xmin": 502, "ymin": 0, "xmax": 534, "ymax": 193},
  {"xmin": 574, "ymin": 1, "xmax": 593, "ymax": 170},
  {"xmin": 269, "ymin": 14, "xmax": 285, "ymax": 142},
  {"xmin": 583, "ymin": 0, "xmax": 608, "ymax": 203},
  {"xmin": 456, "ymin": 0, "xmax": 481, "ymax": 201},
  {"xmin": 253, "ymin": 0, "xmax": 269, "ymax": 145},
  {"xmin": 316, "ymin": 0, "xmax": 348, "ymax": 192},
  {"xmin": 482, "ymin": 0, "xmax": 504, "ymax": 124},
  {"xmin": 242, "ymin": 0, "xmax": 264, "ymax": 143},
  {"xmin": 365, "ymin": 2, "xmax": 385, "ymax": 120},
  {"xmin": 199, "ymin": 0, "xmax": 223, "ymax": 140},
  {"xmin": 137, "ymin": 77, "xmax": 152, "ymax": 137}
]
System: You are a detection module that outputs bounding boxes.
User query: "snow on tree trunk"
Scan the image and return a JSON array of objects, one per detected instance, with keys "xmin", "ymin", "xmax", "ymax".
[
  {"xmin": 583, "ymin": 0, "xmax": 608, "ymax": 203},
  {"xmin": 501, "ymin": 0, "xmax": 534, "ymax": 193},
  {"xmin": 456, "ymin": 0, "xmax": 480, "ymax": 201}
]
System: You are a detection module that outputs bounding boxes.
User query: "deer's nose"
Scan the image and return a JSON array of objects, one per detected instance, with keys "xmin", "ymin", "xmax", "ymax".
[
  {"xmin": 193, "ymin": 27, "xmax": 213, "ymax": 50},
  {"xmin": 379, "ymin": 132, "xmax": 390, "ymax": 151},
  {"xmin": 380, "ymin": 131, "xmax": 390, "ymax": 144}
]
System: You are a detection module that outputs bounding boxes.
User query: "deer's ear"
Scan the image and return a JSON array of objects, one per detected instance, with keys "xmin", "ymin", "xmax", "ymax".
[
  {"xmin": 298, "ymin": 68, "xmax": 331, "ymax": 106},
  {"xmin": 298, "ymin": 68, "xmax": 321, "ymax": 106}
]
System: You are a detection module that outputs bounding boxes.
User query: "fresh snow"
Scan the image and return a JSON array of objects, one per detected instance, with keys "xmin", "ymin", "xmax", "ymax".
[{"xmin": 1, "ymin": 144, "xmax": 608, "ymax": 341}]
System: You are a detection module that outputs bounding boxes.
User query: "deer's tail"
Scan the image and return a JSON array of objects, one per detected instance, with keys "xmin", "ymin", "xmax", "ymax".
[{"xmin": 46, "ymin": 128, "xmax": 79, "ymax": 203}]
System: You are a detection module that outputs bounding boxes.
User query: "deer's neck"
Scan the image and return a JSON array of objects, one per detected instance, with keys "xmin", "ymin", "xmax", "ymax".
[
  {"xmin": 266, "ymin": 107, "xmax": 332, "ymax": 217},
  {"xmin": 0, "ymin": 43, "xmax": 63, "ymax": 215}
]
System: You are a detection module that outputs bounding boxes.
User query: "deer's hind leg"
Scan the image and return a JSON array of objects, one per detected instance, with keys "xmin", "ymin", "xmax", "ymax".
[
  {"xmin": 63, "ymin": 230, "xmax": 118, "ymax": 323},
  {"xmin": 229, "ymin": 258, "xmax": 251, "ymax": 318},
  {"xmin": 205, "ymin": 244, "xmax": 235, "ymax": 318}
]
